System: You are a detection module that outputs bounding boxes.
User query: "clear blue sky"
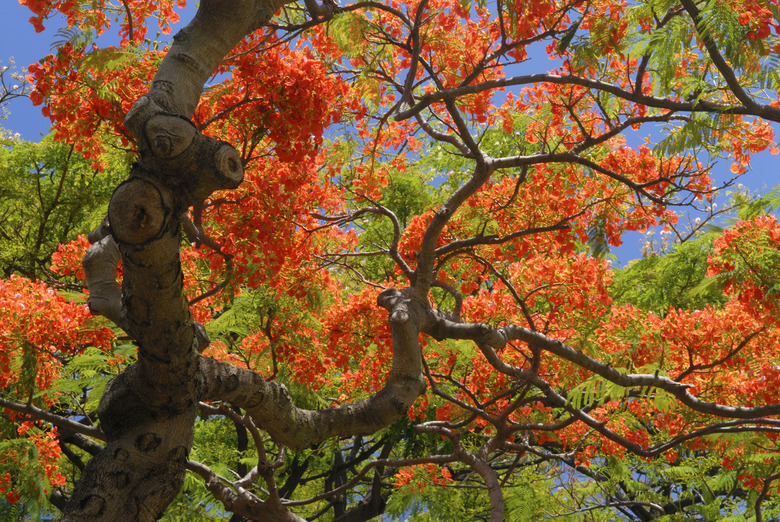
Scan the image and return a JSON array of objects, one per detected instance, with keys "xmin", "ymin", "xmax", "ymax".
[
  {"xmin": 1, "ymin": 2, "xmax": 64, "ymax": 141},
  {"xmin": 1, "ymin": 2, "xmax": 777, "ymax": 264}
]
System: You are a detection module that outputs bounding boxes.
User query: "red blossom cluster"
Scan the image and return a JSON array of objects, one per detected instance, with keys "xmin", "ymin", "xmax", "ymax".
[
  {"xmin": 0, "ymin": 275, "xmax": 114, "ymax": 393},
  {"xmin": 393, "ymin": 462, "xmax": 452, "ymax": 492},
  {"xmin": 19, "ymin": 0, "xmax": 184, "ymax": 42},
  {"xmin": 727, "ymin": 0, "xmax": 780, "ymax": 41},
  {"xmin": 707, "ymin": 215, "xmax": 780, "ymax": 321},
  {"xmin": 0, "ymin": 423, "xmax": 66, "ymax": 505},
  {"xmin": 26, "ymin": 43, "xmax": 161, "ymax": 167}
]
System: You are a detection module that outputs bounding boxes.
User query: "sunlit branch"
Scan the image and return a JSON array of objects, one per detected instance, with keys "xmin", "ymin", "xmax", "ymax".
[
  {"xmin": 503, "ymin": 414, "xmax": 580, "ymax": 438},
  {"xmin": 187, "ymin": 459, "xmax": 304, "ymax": 522},
  {"xmin": 82, "ymin": 235, "xmax": 124, "ymax": 328}
]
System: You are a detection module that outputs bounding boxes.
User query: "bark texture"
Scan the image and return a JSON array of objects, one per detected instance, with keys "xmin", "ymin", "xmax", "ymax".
[{"xmin": 69, "ymin": 1, "xmax": 426, "ymax": 519}]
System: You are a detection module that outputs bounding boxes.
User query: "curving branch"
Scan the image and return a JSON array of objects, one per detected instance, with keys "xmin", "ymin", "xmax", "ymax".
[
  {"xmin": 311, "ymin": 201, "xmax": 414, "ymax": 280},
  {"xmin": 82, "ymin": 234, "xmax": 124, "ymax": 328},
  {"xmin": 679, "ymin": 0, "xmax": 763, "ymax": 112},
  {"xmin": 199, "ymin": 287, "xmax": 427, "ymax": 449},
  {"xmin": 432, "ymin": 221, "xmax": 571, "ymax": 259},
  {"xmin": 420, "ymin": 315, "xmax": 780, "ymax": 421},
  {"xmin": 414, "ymin": 161, "xmax": 495, "ymax": 299}
]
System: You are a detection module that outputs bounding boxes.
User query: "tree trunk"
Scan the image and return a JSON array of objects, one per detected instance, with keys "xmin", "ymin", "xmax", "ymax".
[{"xmin": 66, "ymin": 1, "xmax": 426, "ymax": 519}]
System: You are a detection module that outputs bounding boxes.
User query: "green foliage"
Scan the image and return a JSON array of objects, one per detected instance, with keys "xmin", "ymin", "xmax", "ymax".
[
  {"xmin": 611, "ymin": 233, "xmax": 726, "ymax": 315},
  {"xmin": 51, "ymin": 26, "xmax": 95, "ymax": 51},
  {"xmin": 356, "ymin": 166, "xmax": 435, "ymax": 280},
  {"xmin": 385, "ymin": 482, "xmax": 483, "ymax": 521},
  {"xmin": 0, "ymin": 133, "xmax": 128, "ymax": 279},
  {"xmin": 206, "ymin": 287, "xmax": 279, "ymax": 342},
  {"xmin": 383, "ymin": 170, "xmax": 433, "ymax": 228},
  {"xmin": 502, "ymin": 466, "xmax": 566, "ymax": 521},
  {"xmin": 190, "ymin": 417, "xmax": 243, "ymax": 482},
  {"xmin": 0, "ymin": 423, "xmax": 60, "ymax": 520},
  {"xmin": 52, "ymin": 342, "xmax": 136, "ymax": 413},
  {"xmin": 327, "ymin": 11, "xmax": 373, "ymax": 60},
  {"xmin": 734, "ymin": 184, "xmax": 780, "ymax": 221},
  {"xmin": 567, "ymin": 376, "xmax": 627, "ymax": 410},
  {"xmin": 654, "ymin": 113, "xmax": 734, "ymax": 159}
]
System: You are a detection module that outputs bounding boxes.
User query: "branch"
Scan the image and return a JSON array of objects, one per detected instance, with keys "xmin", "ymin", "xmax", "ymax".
[
  {"xmin": 421, "ymin": 316, "xmax": 780, "ymax": 420},
  {"xmin": 756, "ymin": 471, "xmax": 780, "ymax": 522},
  {"xmin": 414, "ymin": 161, "xmax": 494, "ymax": 299},
  {"xmin": 432, "ymin": 221, "xmax": 571, "ymax": 258},
  {"xmin": 312, "ymin": 201, "xmax": 414, "ymax": 280},
  {"xmin": 186, "ymin": 459, "xmax": 305, "ymax": 522},
  {"xmin": 679, "ymin": 0, "xmax": 763, "ymax": 113},
  {"xmin": 396, "ymin": 73, "xmax": 780, "ymax": 123},
  {"xmin": 82, "ymin": 234, "xmax": 124, "ymax": 329},
  {"xmin": 0, "ymin": 397, "xmax": 106, "ymax": 441},
  {"xmin": 489, "ymin": 150, "xmax": 671, "ymax": 205},
  {"xmin": 199, "ymin": 287, "xmax": 427, "ymax": 449},
  {"xmin": 502, "ymin": 325, "xmax": 780, "ymax": 419}
]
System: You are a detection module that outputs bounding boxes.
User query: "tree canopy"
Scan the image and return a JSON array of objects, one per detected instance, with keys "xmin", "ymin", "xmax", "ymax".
[{"xmin": 1, "ymin": 0, "xmax": 780, "ymax": 520}]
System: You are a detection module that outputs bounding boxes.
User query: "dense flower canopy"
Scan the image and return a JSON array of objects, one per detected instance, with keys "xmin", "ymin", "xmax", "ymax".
[{"xmin": 2, "ymin": 0, "xmax": 780, "ymax": 519}]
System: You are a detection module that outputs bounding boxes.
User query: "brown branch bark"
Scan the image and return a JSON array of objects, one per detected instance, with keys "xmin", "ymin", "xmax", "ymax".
[
  {"xmin": 396, "ymin": 72, "xmax": 780, "ymax": 123},
  {"xmin": 65, "ymin": 1, "xmax": 290, "ymax": 519},
  {"xmin": 199, "ymin": 287, "xmax": 426, "ymax": 449},
  {"xmin": 72, "ymin": 0, "xmax": 430, "ymax": 499},
  {"xmin": 423, "ymin": 315, "xmax": 780, "ymax": 421}
]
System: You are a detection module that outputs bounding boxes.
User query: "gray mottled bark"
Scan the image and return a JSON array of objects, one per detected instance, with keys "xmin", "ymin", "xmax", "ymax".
[{"xmin": 68, "ymin": 1, "xmax": 426, "ymax": 519}]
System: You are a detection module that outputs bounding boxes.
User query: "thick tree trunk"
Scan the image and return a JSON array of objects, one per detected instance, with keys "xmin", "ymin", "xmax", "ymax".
[{"xmin": 67, "ymin": 1, "xmax": 426, "ymax": 519}]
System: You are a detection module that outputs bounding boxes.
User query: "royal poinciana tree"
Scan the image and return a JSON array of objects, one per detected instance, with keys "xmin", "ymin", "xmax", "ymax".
[{"xmin": 2, "ymin": 0, "xmax": 780, "ymax": 519}]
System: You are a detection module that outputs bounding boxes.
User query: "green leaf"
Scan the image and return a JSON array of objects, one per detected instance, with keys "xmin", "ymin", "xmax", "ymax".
[{"xmin": 556, "ymin": 20, "xmax": 581, "ymax": 55}]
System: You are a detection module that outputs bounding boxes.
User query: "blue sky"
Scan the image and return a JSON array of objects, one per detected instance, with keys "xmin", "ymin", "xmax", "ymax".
[
  {"xmin": 2, "ymin": 2, "xmax": 778, "ymax": 265},
  {"xmin": 1, "ymin": 3, "xmax": 62, "ymax": 141}
]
